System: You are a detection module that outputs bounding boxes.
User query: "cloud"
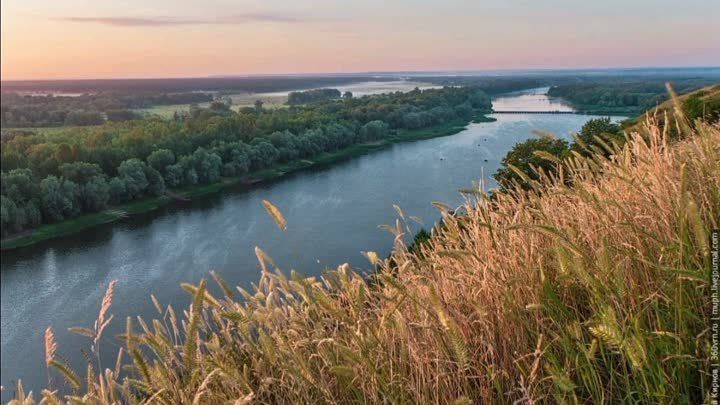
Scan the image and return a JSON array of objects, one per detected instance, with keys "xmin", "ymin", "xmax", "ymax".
[{"xmin": 57, "ymin": 14, "xmax": 304, "ymax": 27}]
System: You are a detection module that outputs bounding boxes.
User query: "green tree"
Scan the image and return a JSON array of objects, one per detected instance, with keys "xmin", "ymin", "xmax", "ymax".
[
  {"xmin": 108, "ymin": 177, "xmax": 128, "ymax": 202},
  {"xmin": 147, "ymin": 149, "xmax": 175, "ymax": 174},
  {"xmin": 59, "ymin": 162, "xmax": 104, "ymax": 184},
  {"xmin": 39, "ymin": 176, "xmax": 75, "ymax": 222},
  {"xmin": 360, "ymin": 120, "xmax": 389, "ymax": 141},
  {"xmin": 572, "ymin": 117, "xmax": 622, "ymax": 156},
  {"xmin": 80, "ymin": 176, "xmax": 110, "ymax": 211},
  {"xmin": 494, "ymin": 137, "xmax": 570, "ymax": 191},
  {"xmin": 118, "ymin": 159, "xmax": 150, "ymax": 200},
  {"xmin": 1, "ymin": 195, "xmax": 21, "ymax": 236}
]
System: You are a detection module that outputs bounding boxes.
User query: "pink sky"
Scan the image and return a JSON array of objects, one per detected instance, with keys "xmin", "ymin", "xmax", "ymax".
[{"xmin": 2, "ymin": 0, "xmax": 719, "ymax": 80}]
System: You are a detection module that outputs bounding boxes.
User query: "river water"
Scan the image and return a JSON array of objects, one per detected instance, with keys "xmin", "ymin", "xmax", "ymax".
[{"xmin": 0, "ymin": 89, "xmax": 621, "ymax": 397}]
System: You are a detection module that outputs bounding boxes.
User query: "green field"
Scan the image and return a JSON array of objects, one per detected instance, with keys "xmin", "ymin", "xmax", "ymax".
[{"xmin": 139, "ymin": 93, "xmax": 289, "ymax": 118}]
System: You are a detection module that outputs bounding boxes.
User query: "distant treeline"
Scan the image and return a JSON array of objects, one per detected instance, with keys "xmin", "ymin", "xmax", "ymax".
[
  {"xmin": 0, "ymin": 86, "xmax": 491, "ymax": 237},
  {"xmin": 287, "ymin": 88, "xmax": 343, "ymax": 105},
  {"xmin": 0, "ymin": 76, "xmax": 392, "ymax": 94},
  {"xmin": 0, "ymin": 92, "xmax": 214, "ymax": 128},
  {"xmin": 547, "ymin": 78, "xmax": 717, "ymax": 114},
  {"xmin": 422, "ymin": 76, "xmax": 550, "ymax": 95}
]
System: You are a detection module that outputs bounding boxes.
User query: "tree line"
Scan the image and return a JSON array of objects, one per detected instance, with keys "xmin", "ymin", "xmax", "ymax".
[
  {"xmin": 547, "ymin": 78, "xmax": 716, "ymax": 115},
  {"xmin": 0, "ymin": 92, "xmax": 214, "ymax": 128},
  {"xmin": 287, "ymin": 88, "xmax": 345, "ymax": 105},
  {"xmin": 1, "ymin": 86, "xmax": 492, "ymax": 237}
]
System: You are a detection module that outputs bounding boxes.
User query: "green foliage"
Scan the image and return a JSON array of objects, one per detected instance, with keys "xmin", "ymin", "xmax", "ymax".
[
  {"xmin": 288, "ymin": 88, "xmax": 342, "ymax": 105},
  {"xmin": 63, "ymin": 110, "xmax": 105, "ymax": 126},
  {"xmin": 683, "ymin": 90, "xmax": 720, "ymax": 122},
  {"xmin": 494, "ymin": 136, "xmax": 570, "ymax": 190},
  {"xmin": 0, "ymin": 92, "xmax": 213, "ymax": 128},
  {"xmin": 572, "ymin": 117, "xmax": 623, "ymax": 156},
  {"xmin": 1, "ymin": 86, "xmax": 490, "ymax": 238},
  {"xmin": 105, "ymin": 109, "xmax": 139, "ymax": 122},
  {"xmin": 146, "ymin": 149, "xmax": 175, "ymax": 174},
  {"xmin": 547, "ymin": 77, "xmax": 717, "ymax": 114}
]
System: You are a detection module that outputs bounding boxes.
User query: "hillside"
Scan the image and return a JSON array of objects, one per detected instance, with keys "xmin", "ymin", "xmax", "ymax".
[
  {"xmin": 622, "ymin": 83, "xmax": 720, "ymax": 131},
  {"xmin": 7, "ymin": 101, "xmax": 719, "ymax": 404}
]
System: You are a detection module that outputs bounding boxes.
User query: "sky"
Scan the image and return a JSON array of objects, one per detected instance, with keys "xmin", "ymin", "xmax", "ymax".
[{"xmin": 2, "ymin": 0, "xmax": 719, "ymax": 80}]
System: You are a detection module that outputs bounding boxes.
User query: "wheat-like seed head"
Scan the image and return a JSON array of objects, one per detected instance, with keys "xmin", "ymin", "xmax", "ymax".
[
  {"xmin": 44, "ymin": 327, "xmax": 57, "ymax": 367},
  {"xmin": 97, "ymin": 280, "xmax": 117, "ymax": 328}
]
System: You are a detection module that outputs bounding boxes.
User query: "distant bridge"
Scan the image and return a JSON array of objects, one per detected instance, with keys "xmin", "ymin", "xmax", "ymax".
[{"xmin": 492, "ymin": 110, "xmax": 578, "ymax": 114}]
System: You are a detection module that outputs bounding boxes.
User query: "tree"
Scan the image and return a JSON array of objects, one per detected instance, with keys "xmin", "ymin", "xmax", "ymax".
[
  {"xmin": 209, "ymin": 101, "xmax": 231, "ymax": 113},
  {"xmin": 402, "ymin": 113, "xmax": 423, "ymax": 129},
  {"xmin": 54, "ymin": 143, "xmax": 74, "ymax": 163},
  {"xmin": 59, "ymin": 162, "xmax": 104, "ymax": 184},
  {"xmin": 80, "ymin": 176, "xmax": 110, "ymax": 211},
  {"xmin": 288, "ymin": 88, "xmax": 341, "ymax": 105},
  {"xmin": 1, "ymin": 169, "xmax": 39, "ymax": 205},
  {"xmin": 572, "ymin": 117, "xmax": 622, "ymax": 156},
  {"xmin": 164, "ymin": 164, "xmax": 185, "ymax": 187},
  {"xmin": 343, "ymin": 91, "xmax": 353, "ymax": 99},
  {"xmin": 494, "ymin": 137, "xmax": 570, "ymax": 191},
  {"xmin": 147, "ymin": 149, "xmax": 175, "ymax": 174},
  {"xmin": 22, "ymin": 201, "xmax": 43, "ymax": 229},
  {"xmin": 64, "ymin": 110, "xmax": 105, "ymax": 126},
  {"xmin": 39, "ymin": 176, "xmax": 75, "ymax": 222},
  {"xmin": 1, "ymin": 195, "xmax": 21, "ymax": 236},
  {"xmin": 254, "ymin": 100, "xmax": 264, "ymax": 113},
  {"xmin": 144, "ymin": 166, "xmax": 166, "ymax": 196},
  {"xmin": 106, "ymin": 109, "xmax": 139, "ymax": 122},
  {"xmin": 249, "ymin": 142, "xmax": 279, "ymax": 169},
  {"xmin": 108, "ymin": 177, "xmax": 128, "ymax": 202},
  {"xmin": 117, "ymin": 159, "xmax": 149, "ymax": 200},
  {"xmin": 454, "ymin": 102, "xmax": 474, "ymax": 120},
  {"xmin": 188, "ymin": 148, "xmax": 222, "ymax": 184},
  {"xmin": 360, "ymin": 120, "xmax": 389, "ymax": 141},
  {"xmin": 469, "ymin": 90, "xmax": 491, "ymax": 110}
]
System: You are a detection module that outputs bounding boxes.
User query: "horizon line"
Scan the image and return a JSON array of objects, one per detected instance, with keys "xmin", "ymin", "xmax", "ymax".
[{"xmin": 2, "ymin": 65, "xmax": 720, "ymax": 83}]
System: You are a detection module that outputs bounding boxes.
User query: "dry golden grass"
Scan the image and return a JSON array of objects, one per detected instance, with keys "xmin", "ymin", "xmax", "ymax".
[{"xmin": 6, "ymin": 103, "xmax": 719, "ymax": 404}]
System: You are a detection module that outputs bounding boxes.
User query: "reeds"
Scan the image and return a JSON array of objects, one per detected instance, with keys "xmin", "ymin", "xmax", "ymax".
[{"xmin": 7, "ymin": 96, "xmax": 720, "ymax": 404}]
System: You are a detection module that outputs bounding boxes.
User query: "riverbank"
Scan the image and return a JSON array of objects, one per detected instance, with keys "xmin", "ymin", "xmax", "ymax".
[{"xmin": 0, "ymin": 115, "xmax": 482, "ymax": 251}]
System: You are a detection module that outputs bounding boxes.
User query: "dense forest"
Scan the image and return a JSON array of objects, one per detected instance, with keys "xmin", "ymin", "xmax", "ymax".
[
  {"xmin": 547, "ymin": 77, "xmax": 717, "ymax": 114},
  {"xmin": 0, "ymin": 76, "xmax": 397, "ymax": 128},
  {"xmin": 0, "ymin": 92, "xmax": 214, "ymax": 128},
  {"xmin": 0, "ymin": 86, "xmax": 491, "ymax": 237}
]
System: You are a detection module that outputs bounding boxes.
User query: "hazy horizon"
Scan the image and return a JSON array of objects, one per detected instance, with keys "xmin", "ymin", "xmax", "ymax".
[
  {"xmin": 2, "ymin": 0, "xmax": 719, "ymax": 81},
  {"xmin": 2, "ymin": 66, "xmax": 720, "ymax": 84}
]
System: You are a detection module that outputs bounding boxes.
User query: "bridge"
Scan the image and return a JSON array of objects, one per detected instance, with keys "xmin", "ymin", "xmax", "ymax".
[{"xmin": 492, "ymin": 110, "xmax": 578, "ymax": 114}]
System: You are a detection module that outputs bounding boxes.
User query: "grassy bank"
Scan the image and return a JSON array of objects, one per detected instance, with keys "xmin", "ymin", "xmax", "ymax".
[
  {"xmin": 0, "ymin": 117, "xmax": 480, "ymax": 251},
  {"xmin": 13, "ymin": 98, "xmax": 718, "ymax": 404}
]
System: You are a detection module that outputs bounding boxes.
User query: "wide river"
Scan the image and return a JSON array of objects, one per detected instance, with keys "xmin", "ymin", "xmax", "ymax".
[{"xmin": 0, "ymin": 89, "xmax": 622, "ymax": 397}]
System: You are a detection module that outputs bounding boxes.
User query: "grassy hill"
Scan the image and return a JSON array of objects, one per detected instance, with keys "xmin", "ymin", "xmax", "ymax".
[
  {"xmin": 622, "ymin": 83, "xmax": 720, "ymax": 131},
  {"xmin": 7, "ymin": 99, "xmax": 720, "ymax": 404}
]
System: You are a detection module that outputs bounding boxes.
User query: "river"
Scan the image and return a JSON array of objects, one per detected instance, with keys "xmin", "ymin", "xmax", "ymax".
[{"xmin": 0, "ymin": 89, "xmax": 623, "ymax": 397}]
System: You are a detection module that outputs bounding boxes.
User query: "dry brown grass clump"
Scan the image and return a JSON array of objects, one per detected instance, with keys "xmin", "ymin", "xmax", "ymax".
[{"xmin": 6, "ymin": 108, "xmax": 719, "ymax": 404}]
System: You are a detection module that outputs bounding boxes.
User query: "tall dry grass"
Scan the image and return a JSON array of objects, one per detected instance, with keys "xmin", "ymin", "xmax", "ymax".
[{"xmin": 6, "ymin": 103, "xmax": 719, "ymax": 404}]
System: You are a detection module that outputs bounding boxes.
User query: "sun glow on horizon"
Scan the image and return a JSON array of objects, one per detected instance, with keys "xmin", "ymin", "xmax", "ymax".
[{"xmin": 2, "ymin": 0, "xmax": 719, "ymax": 81}]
